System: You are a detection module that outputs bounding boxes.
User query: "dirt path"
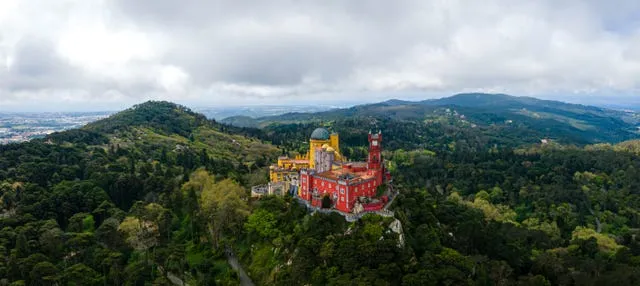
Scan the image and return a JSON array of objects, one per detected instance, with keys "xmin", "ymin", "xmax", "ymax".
[
  {"xmin": 225, "ymin": 246, "xmax": 255, "ymax": 286},
  {"xmin": 207, "ymin": 226, "xmax": 255, "ymax": 286},
  {"xmin": 167, "ymin": 272, "xmax": 186, "ymax": 286}
]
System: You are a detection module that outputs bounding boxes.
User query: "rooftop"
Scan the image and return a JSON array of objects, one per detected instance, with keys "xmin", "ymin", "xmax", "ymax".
[
  {"xmin": 310, "ymin": 127, "xmax": 330, "ymax": 140},
  {"xmin": 313, "ymin": 167, "xmax": 376, "ymax": 183}
]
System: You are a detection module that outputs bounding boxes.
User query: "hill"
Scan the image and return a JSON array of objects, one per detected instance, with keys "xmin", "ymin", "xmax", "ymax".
[
  {"xmin": 75, "ymin": 101, "xmax": 278, "ymax": 166},
  {"xmin": 0, "ymin": 101, "xmax": 286, "ymax": 284},
  {"xmin": 225, "ymin": 93, "xmax": 640, "ymax": 145},
  {"xmin": 84, "ymin": 101, "xmax": 211, "ymax": 137}
]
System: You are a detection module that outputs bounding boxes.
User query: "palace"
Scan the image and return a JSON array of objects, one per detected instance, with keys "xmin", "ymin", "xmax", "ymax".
[{"xmin": 269, "ymin": 127, "xmax": 391, "ymax": 213}]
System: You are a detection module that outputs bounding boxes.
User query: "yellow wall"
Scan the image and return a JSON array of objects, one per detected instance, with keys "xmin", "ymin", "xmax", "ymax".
[
  {"xmin": 330, "ymin": 133, "xmax": 339, "ymax": 154},
  {"xmin": 271, "ymin": 156, "xmax": 310, "ymax": 182},
  {"xmin": 308, "ymin": 139, "xmax": 330, "ymax": 169},
  {"xmin": 270, "ymin": 168, "xmax": 299, "ymax": 183},
  {"xmin": 269, "ymin": 170, "xmax": 279, "ymax": 182}
]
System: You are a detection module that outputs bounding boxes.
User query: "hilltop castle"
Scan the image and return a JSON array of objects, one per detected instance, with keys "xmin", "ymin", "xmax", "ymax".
[{"xmin": 268, "ymin": 127, "xmax": 391, "ymax": 213}]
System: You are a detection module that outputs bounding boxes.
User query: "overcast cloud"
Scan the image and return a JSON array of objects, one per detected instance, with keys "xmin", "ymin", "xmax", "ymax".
[{"xmin": 1, "ymin": 0, "xmax": 640, "ymax": 111}]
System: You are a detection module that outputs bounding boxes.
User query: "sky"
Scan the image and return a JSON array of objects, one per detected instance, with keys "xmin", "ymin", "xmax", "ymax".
[{"xmin": 1, "ymin": 0, "xmax": 640, "ymax": 111}]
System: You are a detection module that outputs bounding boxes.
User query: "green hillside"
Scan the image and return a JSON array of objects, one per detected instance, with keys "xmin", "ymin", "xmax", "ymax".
[
  {"xmin": 0, "ymin": 101, "xmax": 279, "ymax": 285},
  {"xmin": 79, "ymin": 101, "xmax": 279, "ymax": 167},
  {"xmin": 225, "ymin": 93, "xmax": 640, "ymax": 145}
]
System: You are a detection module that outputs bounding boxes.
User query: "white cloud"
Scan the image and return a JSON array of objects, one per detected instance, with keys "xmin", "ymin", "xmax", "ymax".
[{"xmin": 0, "ymin": 0, "xmax": 640, "ymax": 110}]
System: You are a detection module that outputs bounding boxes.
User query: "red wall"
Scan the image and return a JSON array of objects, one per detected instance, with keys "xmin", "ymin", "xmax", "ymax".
[{"xmin": 300, "ymin": 170, "xmax": 384, "ymax": 213}]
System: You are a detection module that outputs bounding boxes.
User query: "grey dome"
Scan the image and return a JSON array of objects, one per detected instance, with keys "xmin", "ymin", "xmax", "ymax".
[{"xmin": 310, "ymin": 128, "xmax": 330, "ymax": 140}]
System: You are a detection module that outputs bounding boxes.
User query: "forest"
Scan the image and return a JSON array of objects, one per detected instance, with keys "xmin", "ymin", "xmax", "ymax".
[{"xmin": 1, "ymin": 101, "xmax": 640, "ymax": 285}]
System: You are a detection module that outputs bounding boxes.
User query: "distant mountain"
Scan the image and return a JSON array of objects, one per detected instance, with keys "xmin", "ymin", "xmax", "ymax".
[
  {"xmin": 421, "ymin": 93, "xmax": 638, "ymax": 124},
  {"xmin": 219, "ymin": 115, "xmax": 260, "ymax": 128},
  {"xmin": 225, "ymin": 93, "xmax": 640, "ymax": 145},
  {"xmin": 196, "ymin": 105, "xmax": 337, "ymax": 120},
  {"xmin": 380, "ymin": 99, "xmax": 413, "ymax": 106}
]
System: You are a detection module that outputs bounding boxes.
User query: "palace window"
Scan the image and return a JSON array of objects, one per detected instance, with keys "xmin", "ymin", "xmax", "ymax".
[{"xmin": 340, "ymin": 188, "xmax": 345, "ymax": 194}]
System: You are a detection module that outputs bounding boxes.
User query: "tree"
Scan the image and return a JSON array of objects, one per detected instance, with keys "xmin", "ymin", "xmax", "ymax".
[
  {"xmin": 38, "ymin": 222, "xmax": 64, "ymax": 258},
  {"xmin": 67, "ymin": 213, "xmax": 95, "ymax": 233},
  {"xmin": 182, "ymin": 169, "xmax": 214, "ymax": 196},
  {"xmin": 96, "ymin": 218, "xmax": 124, "ymax": 249},
  {"xmin": 571, "ymin": 226, "xmax": 622, "ymax": 254},
  {"xmin": 62, "ymin": 263, "xmax": 104, "ymax": 286},
  {"xmin": 199, "ymin": 175, "xmax": 250, "ymax": 245},
  {"xmin": 118, "ymin": 217, "xmax": 159, "ymax": 252},
  {"xmin": 50, "ymin": 181, "xmax": 109, "ymax": 228},
  {"xmin": 245, "ymin": 209, "xmax": 280, "ymax": 239},
  {"xmin": 29, "ymin": 262, "xmax": 58, "ymax": 285}
]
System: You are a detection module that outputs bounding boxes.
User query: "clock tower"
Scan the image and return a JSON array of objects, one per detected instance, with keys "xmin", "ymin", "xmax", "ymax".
[{"xmin": 367, "ymin": 130, "xmax": 382, "ymax": 170}]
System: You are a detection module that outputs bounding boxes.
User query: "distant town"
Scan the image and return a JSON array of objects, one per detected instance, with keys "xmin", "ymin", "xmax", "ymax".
[
  {"xmin": 0, "ymin": 104, "xmax": 338, "ymax": 144},
  {"xmin": 0, "ymin": 112, "xmax": 112, "ymax": 144}
]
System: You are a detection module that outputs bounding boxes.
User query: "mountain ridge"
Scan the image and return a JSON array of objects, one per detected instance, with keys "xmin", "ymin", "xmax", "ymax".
[{"xmin": 221, "ymin": 93, "xmax": 640, "ymax": 145}]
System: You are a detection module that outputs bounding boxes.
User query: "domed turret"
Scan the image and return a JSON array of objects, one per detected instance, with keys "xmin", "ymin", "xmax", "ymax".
[{"xmin": 310, "ymin": 128, "xmax": 330, "ymax": 140}]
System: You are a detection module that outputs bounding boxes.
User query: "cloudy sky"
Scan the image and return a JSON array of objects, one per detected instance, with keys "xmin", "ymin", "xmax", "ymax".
[{"xmin": 1, "ymin": 0, "xmax": 640, "ymax": 111}]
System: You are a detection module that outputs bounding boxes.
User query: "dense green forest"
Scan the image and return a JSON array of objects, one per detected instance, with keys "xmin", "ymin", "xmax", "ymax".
[
  {"xmin": 2, "ymin": 100, "xmax": 640, "ymax": 285},
  {"xmin": 0, "ymin": 102, "xmax": 278, "ymax": 285}
]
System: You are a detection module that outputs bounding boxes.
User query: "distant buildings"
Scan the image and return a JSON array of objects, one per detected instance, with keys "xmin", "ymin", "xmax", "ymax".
[{"xmin": 0, "ymin": 112, "xmax": 109, "ymax": 144}]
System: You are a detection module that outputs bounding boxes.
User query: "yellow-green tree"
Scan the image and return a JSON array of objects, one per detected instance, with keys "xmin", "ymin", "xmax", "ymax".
[
  {"xmin": 118, "ymin": 216, "xmax": 159, "ymax": 251},
  {"xmin": 182, "ymin": 169, "xmax": 215, "ymax": 196},
  {"xmin": 200, "ymin": 176, "xmax": 250, "ymax": 246}
]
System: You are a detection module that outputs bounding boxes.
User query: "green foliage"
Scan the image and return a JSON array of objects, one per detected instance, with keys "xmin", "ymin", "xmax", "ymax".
[
  {"xmin": 84, "ymin": 101, "xmax": 209, "ymax": 137},
  {"xmin": 197, "ymin": 172, "xmax": 250, "ymax": 245},
  {"xmin": 67, "ymin": 213, "xmax": 95, "ymax": 233},
  {"xmin": 30, "ymin": 261, "xmax": 58, "ymax": 285},
  {"xmin": 571, "ymin": 226, "xmax": 622, "ymax": 254},
  {"xmin": 62, "ymin": 263, "xmax": 104, "ymax": 286},
  {"xmin": 245, "ymin": 209, "xmax": 280, "ymax": 239},
  {"xmin": 522, "ymin": 218, "xmax": 561, "ymax": 241},
  {"xmin": 376, "ymin": 183, "xmax": 387, "ymax": 197}
]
